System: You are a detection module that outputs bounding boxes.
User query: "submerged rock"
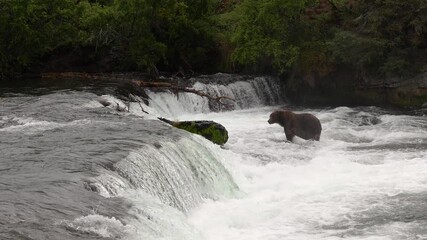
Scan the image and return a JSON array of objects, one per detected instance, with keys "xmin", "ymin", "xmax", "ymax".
[
  {"xmin": 359, "ymin": 115, "xmax": 382, "ymax": 126},
  {"xmin": 158, "ymin": 118, "xmax": 229, "ymax": 145}
]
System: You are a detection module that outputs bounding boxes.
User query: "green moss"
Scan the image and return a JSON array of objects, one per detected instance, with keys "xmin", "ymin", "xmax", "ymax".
[
  {"xmin": 174, "ymin": 122, "xmax": 198, "ymax": 133},
  {"xmin": 174, "ymin": 122, "xmax": 228, "ymax": 145},
  {"xmin": 201, "ymin": 124, "xmax": 228, "ymax": 145}
]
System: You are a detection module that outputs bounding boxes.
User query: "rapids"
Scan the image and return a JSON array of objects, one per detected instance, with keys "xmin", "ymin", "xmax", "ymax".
[{"xmin": 0, "ymin": 74, "xmax": 426, "ymax": 240}]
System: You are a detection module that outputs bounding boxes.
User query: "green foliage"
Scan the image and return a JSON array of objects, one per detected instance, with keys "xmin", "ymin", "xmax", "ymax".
[
  {"xmin": 297, "ymin": 41, "xmax": 335, "ymax": 77},
  {"xmin": 0, "ymin": 0, "xmax": 220, "ymax": 78},
  {"xmin": 228, "ymin": 0, "xmax": 426, "ymax": 77},
  {"xmin": 229, "ymin": 0, "xmax": 314, "ymax": 74},
  {"xmin": 78, "ymin": 2, "xmax": 117, "ymax": 48},
  {"xmin": 91, "ymin": 0, "xmax": 221, "ymax": 73},
  {"xmin": 1, "ymin": 0, "xmax": 426, "ymax": 80},
  {"xmin": 327, "ymin": 31, "xmax": 386, "ymax": 70},
  {"xmin": 351, "ymin": 0, "xmax": 427, "ymax": 76},
  {"xmin": 0, "ymin": 0, "xmax": 82, "ymax": 76}
]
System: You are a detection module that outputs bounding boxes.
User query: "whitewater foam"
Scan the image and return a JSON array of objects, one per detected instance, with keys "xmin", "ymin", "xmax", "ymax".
[
  {"xmin": 0, "ymin": 116, "xmax": 94, "ymax": 133},
  {"xmin": 142, "ymin": 76, "xmax": 283, "ymax": 118},
  {"xmin": 184, "ymin": 107, "xmax": 427, "ymax": 240},
  {"xmin": 62, "ymin": 214, "xmax": 135, "ymax": 239},
  {"xmin": 78, "ymin": 76, "xmax": 427, "ymax": 240}
]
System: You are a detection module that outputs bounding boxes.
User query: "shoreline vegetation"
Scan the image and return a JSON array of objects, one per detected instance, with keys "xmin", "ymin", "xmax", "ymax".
[{"xmin": 1, "ymin": 0, "xmax": 426, "ymax": 108}]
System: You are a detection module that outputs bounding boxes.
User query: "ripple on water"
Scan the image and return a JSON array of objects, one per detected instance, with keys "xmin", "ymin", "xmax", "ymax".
[{"xmin": 321, "ymin": 192, "xmax": 427, "ymax": 239}]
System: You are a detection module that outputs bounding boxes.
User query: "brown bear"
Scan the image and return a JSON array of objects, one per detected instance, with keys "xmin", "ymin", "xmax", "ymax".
[{"xmin": 268, "ymin": 110, "xmax": 322, "ymax": 141}]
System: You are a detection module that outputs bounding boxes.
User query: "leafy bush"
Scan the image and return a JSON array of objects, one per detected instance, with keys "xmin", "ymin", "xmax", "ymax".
[{"xmin": 1, "ymin": 0, "xmax": 426, "ymax": 80}]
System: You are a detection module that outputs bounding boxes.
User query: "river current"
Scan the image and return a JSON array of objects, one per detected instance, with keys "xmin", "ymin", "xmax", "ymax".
[{"xmin": 0, "ymin": 74, "xmax": 426, "ymax": 240}]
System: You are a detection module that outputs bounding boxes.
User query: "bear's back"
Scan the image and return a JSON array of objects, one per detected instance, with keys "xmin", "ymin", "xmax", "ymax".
[{"xmin": 293, "ymin": 113, "xmax": 322, "ymax": 140}]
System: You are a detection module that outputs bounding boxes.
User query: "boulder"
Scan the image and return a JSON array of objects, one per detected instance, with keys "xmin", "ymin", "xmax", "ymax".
[{"xmin": 158, "ymin": 118, "xmax": 228, "ymax": 145}]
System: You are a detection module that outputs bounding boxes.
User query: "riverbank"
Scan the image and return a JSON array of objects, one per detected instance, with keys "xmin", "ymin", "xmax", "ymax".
[
  {"xmin": 27, "ymin": 71, "xmax": 427, "ymax": 110},
  {"xmin": 286, "ymin": 70, "xmax": 427, "ymax": 109},
  {"xmin": 3, "ymin": 70, "xmax": 427, "ymax": 111}
]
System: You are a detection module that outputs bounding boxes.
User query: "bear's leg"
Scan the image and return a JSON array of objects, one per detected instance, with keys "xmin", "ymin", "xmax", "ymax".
[
  {"xmin": 284, "ymin": 126, "xmax": 295, "ymax": 142},
  {"xmin": 314, "ymin": 134, "xmax": 320, "ymax": 141},
  {"xmin": 285, "ymin": 132, "xmax": 295, "ymax": 141}
]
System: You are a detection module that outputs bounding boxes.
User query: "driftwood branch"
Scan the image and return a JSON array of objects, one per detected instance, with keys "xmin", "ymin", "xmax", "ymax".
[
  {"xmin": 40, "ymin": 72, "xmax": 236, "ymax": 112},
  {"xmin": 138, "ymin": 102, "xmax": 149, "ymax": 114},
  {"xmin": 131, "ymin": 80, "xmax": 235, "ymax": 110}
]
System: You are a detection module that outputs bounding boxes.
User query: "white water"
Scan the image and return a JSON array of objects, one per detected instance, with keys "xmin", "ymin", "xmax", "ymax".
[
  {"xmin": 93, "ymin": 137, "xmax": 238, "ymax": 211},
  {"xmin": 2, "ymin": 77, "xmax": 425, "ymax": 239},
  {"xmin": 179, "ymin": 108, "xmax": 427, "ymax": 240},
  {"xmin": 143, "ymin": 74, "xmax": 283, "ymax": 116},
  {"xmin": 87, "ymin": 134, "xmax": 239, "ymax": 240},
  {"xmin": 136, "ymin": 79, "xmax": 427, "ymax": 240},
  {"xmin": 79, "ymin": 76, "xmax": 427, "ymax": 240}
]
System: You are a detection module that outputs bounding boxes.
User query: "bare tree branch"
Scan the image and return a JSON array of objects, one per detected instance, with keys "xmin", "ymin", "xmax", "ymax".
[
  {"xmin": 41, "ymin": 72, "xmax": 236, "ymax": 112},
  {"xmin": 138, "ymin": 102, "xmax": 149, "ymax": 114},
  {"xmin": 131, "ymin": 80, "xmax": 235, "ymax": 110}
]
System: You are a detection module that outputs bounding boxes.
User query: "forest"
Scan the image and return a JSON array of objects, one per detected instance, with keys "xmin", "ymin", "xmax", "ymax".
[{"xmin": 1, "ymin": 0, "xmax": 426, "ymax": 82}]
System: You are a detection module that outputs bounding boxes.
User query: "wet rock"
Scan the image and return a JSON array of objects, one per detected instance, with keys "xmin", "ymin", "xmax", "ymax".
[
  {"xmin": 359, "ymin": 116, "xmax": 381, "ymax": 126},
  {"xmin": 158, "ymin": 117, "xmax": 228, "ymax": 145}
]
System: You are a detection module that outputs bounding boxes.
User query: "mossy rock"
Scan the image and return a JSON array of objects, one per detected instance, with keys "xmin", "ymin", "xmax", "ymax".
[{"xmin": 158, "ymin": 118, "xmax": 229, "ymax": 145}]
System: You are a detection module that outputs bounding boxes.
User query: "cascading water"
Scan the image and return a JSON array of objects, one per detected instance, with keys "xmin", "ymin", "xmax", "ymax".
[
  {"xmin": 77, "ymin": 73, "xmax": 284, "ymax": 239},
  {"xmin": 0, "ymin": 86, "xmax": 241, "ymax": 240},
  {"xmin": 1, "ymin": 74, "xmax": 426, "ymax": 240},
  {"xmin": 145, "ymin": 73, "xmax": 284, "ymax": 117},
  {"xmin": 84, "ymin": 135, "xmax": 238, "ymax": 239},
  {"xmin": 90, "ymin": 136, "xmax": 238, "ymax": 212}
]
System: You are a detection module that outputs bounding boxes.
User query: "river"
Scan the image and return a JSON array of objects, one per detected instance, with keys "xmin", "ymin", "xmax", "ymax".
[{"xmin": 0, "ymin": 74, "xmax": 426, "ymax": 240}]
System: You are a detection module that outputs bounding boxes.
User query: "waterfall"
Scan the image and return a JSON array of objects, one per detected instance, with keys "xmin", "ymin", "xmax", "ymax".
[
  {"xmin": 81, "ymin": 73, "xmax": 282, "ymax": 239},
  {"xmin": 89, "ymin": 135, "xmax": 238, "ymax": 210},
  {"xmin": 2, "ymin": 75, "xmax": 426, "ymax": 240},
  {"xmin": 144, "ymin": 73, "xmax": 284, "ymax": 117},
  {"xmin": 84, "ymin": 133, "xmax": 239, "ymax": 239}
]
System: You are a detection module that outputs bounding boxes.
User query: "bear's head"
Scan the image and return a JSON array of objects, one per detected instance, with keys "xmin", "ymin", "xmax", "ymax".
[
  {"xmin": 268, "ymin": 110, "xmax": 290, "ymax": 126},
  {"xmin": 268, "ymin": 112, "xmax": 275, "ymax": 124},
  {"xmin": 268, "ymin": 111, "xmax": 281, "ymax": 124}
]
